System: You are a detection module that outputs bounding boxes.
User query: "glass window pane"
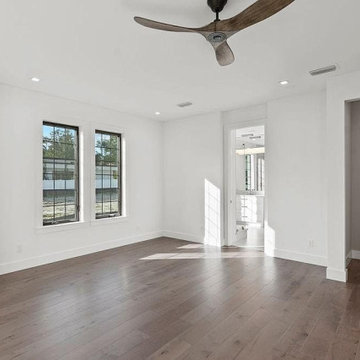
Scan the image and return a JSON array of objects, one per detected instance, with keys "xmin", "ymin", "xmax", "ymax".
[
  {"xmin": 96, "ymin": 189, "xmax": 103, "ymax": 203},
  {"xmin": 43, "ymin": 176, "xmax": 54, "ymax": 190},
  {"xmin": 109, "ymin": 135, "xmax": 118, "ymax": 148},
  {"xmin": 111, "ymin": 177, "xmax": 119, "ymax": 188},
  {"xmin": 96, "ymin": 174, "xmax": 102, "ymax": 189},
  {"xmin": 102, "ymin": 133, "xmax": 110, "ymax": 143},
  {"xmin": 43, "ymin": 206, "xmax": 54, "ymax": 222},
  {"xmin": 54, "ymin": 205, "xmax": 65, "ymax": 221},
  {"xmin": 64, "ymin": 128, "xmax": 76, "ymax": 144},
  {"xmin": 111, "ymin": 202, "xmax": 119, "ymax": 213},
  {"xmin": 103, "ymin": 202, "xmax": 111, "ymax": 214},
  {"xmin": 95, "ymin": 133, "xmax": 102, "ymax": 147},
  {"xmin": 54, "ymin": 142, "xmax": 66, "ymax": 159},
  {"xmin": 103, "ymin": 147, "xmax": 111, "ymax": 163},
  {"xmin": 96, "ymin": 165, "xmax": 102, "ymax": 175},
  {"xmin": 54, "ymin": 161, "xmax": 65, "ymax": 172},
  {"xmin": 103, "ymin": 165, "xmax": 111, "ymax": 176},
  {"xmin": 43, "ymin": 159, "xmax": 54, "ymax": 173},
  {"xmin": 55, "ymin": 190, "xmax": 66, "ymax": 205},
  {"xmin": 65, "ymin": 190, "xmax": 76, "ymax": 205},
  {"xmin": 103, "ymin": 189, "xmax": 111, "ymax": 202},
  {"xmin": 96, "ymin": 203, "xmax": 103, "ymax": 215},
  {"xmin": 43, "ymin": 123, "xmax": 79, "ymax": 225},
  {"xmin": 43, "ymin": 125, "xmax": 54, "ymax": 142},
  {"xmin": 95, "ymin": 131, "xmax": 121, "ymax": 219},
  {"xmin": 110, "ymin": 188, "xmax": 119, "ymax": 202},
  {"xmin": 43, "ymin": 191, "xmax": 54, "ymax": 206},
  {"xmin": 103, "ymin": 175, "xmax": 111, "ymax": 188},
  {"xmin": 65, "ymin": 144, "xmax": 75, "ymax": 160},
  {"xmin": 43, "ymin": 141, "xmax": 54, "ymax": 158},
  {"xmin": 54, "ymin": 127, "xmax": 66, "ymax": 143},
  {"xmin": 65, "ymin": 205, "xmax": 76, "ymax": 220}
]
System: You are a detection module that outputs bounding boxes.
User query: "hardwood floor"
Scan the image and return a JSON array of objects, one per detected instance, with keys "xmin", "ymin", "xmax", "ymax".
[
  {"xmin": 0, "ymin": 237, "xmax": 359, "ymax": 360},
  {"xmin": 348, "ymin": 260, "xmax": 360, "ymax": 285}
]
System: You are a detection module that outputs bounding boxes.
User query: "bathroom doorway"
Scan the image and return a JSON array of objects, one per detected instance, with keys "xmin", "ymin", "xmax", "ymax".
[{"xmin": 229, "ymin": 125, "xmax": 265, "ymax": 249}]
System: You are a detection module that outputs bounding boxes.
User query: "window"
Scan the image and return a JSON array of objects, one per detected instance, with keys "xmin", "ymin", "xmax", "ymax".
[
  {"xmin": 245, "ymin": 154, "xmax": 265, "ymax": 192},
  {"xmin": 42, "ymin": 122, "xmax": 79, "ymax": 226},
  {"xmin": 95, "ymin": 131, "xmax": 122, "ymax": 219}
]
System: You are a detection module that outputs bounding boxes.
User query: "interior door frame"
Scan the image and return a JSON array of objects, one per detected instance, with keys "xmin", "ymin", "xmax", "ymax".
[{"xmin": 223, "ymin": 119, "xmax": 266, "ymax": 247}]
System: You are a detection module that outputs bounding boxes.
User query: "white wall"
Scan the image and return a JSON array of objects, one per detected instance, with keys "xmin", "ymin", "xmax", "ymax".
[
  {"xmin": 350, "ymin": 101, "xmax": 360, "ymax": 253},
  {"xmin": 326, "ymin": 71, "xmax": 360, "ymax": 281},
  {"xmin": 3, "ymin": 72, "xmax": 360, "ymax": 280},
  {"xmin": 162, "ymin": 112, "xmax": 223, "ymax": 244},
  {"xmin": 267, "ymin": 92, "xmax": 327, "ymax": 266},
  {"xmin": 162, "ymin": 93, "xmax": 328, "ymax": 266},
  {"xmin": 0, "ymin": 84, "xmax": 163, "ymax": 274}
]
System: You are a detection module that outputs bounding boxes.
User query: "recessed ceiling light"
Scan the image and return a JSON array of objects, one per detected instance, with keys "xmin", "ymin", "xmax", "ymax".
[
  {"xmin": 31, "ymin": 77, "xmax": 40, "ymax": 82},
  {"xmin": 155, "ymin": 112, "xmax": 161, "ymax": 116},
  {"xmin": 279, "ymin": 80, "xmax": 289, "ymax": 86}
]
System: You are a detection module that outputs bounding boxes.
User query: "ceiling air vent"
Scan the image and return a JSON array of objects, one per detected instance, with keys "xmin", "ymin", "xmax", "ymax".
[
  {"xmin": 309, "ymin": 65, "xmax": 337, "ymax": 76},
  {"xmin": 177, "ymin": 101, "xmax": 193, "ymax": 108}
]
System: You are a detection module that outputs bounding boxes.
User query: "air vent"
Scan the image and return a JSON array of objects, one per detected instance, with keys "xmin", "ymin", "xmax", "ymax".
[
  {"xmin": 241, "ymin": 133, "xmax": 254, "ymax": 137},
  {"xmin": 309, "ymin": 65, "xmax": 337, "ymax": 76},
  {"xmin": 177, "ymin": 101, "xmax": 193, "ymax": 108},
  {"xmin": 249, "ymin": 136, "xmax": 262, "ymax": 140}
]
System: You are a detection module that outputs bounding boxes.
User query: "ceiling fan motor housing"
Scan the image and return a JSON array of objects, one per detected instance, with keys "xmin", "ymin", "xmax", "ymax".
[{"xmin": 207, "ymin": 0, "xmax": 228, "ymax": 13}]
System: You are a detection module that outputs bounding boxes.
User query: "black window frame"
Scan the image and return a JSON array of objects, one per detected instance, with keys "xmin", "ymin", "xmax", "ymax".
[
  {"xmin": 42, "ymin": 121, "xmax": 80, "ymax": 226},
  {"xmin": 95, "ymin": 130, "xmax": 122, "ymax": 219}
]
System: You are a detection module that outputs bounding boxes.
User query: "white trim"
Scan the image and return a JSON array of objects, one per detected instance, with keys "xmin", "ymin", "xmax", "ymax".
[
  {"xmin": 35, "ymin": 221, "xmax": 89, "ymax": 234},
  {"xmin": 0, "ymin": 232, "xmax": 162, "ymax": 275},
  {"xmin": 351, "ymin": 250, "xmax": 360, "ymax": 260},
  {"xmin": 326, "ymin": 267, "xmax": 348, "ymax": 282},
  {"xmin": 90, "ymin": 215, "xmax": 129, "ymax": 227},
  {"xmin": 37, "ymin": 118, "xmax": 89, "ymax": 228},
  {"xmin": 273, "ymin": 248, "xmax": 327, "ymax": 267},
  {"xmin": 162, "ymin": 231, "xmax": 203, "ymax": 244},
  {"xmin": 90, "ymin": 122, "xmax": 128, "ymax": 223}
]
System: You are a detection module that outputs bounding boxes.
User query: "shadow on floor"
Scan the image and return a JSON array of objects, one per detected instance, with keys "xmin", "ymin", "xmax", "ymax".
[{"xmin": 348, "ymin": 259, "xmax": 360, "ymax": 284}]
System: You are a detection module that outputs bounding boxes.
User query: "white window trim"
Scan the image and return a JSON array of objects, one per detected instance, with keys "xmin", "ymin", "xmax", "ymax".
[
  {"xmin": 36, "ymin": 117, "xmax": 88, "ymax": 233},
  {"xmin": 90, "ymin": 122, "xmax": 128, "ymax": 224}
]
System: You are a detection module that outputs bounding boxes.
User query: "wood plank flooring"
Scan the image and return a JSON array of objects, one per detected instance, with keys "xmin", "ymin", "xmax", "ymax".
[{"xmin": 0, "ymin": 237, "xmax": 359, "ymax": 360}]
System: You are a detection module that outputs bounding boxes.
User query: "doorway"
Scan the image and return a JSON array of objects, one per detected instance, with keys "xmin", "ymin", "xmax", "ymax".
[
  {"xmin": 346, "ymin": 100, "xmax": 360, "ymax": 282},
  {"xmin": 224, "ymin": 123, "xmax": 265, "ymax": 249}
]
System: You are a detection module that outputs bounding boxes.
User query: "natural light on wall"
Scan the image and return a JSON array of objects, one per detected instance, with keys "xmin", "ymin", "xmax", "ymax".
[{"xmin": 204, "ymin": 179, "xmax": 221, "ymax": 247}]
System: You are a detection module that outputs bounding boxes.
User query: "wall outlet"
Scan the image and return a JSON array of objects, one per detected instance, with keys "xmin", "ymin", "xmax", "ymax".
[
  {"xmin": 16, "ymin": 244, "xmax": 23, "ymax": 254},
  {"xmin": 308, "ymin": 239, "xmax": 315, "ymax": 248}
]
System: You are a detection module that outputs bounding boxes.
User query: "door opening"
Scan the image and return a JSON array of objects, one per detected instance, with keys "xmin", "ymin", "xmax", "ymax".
[{"xmin": 228, "ymin": 125, "xmax": 265, "ymax": 249}]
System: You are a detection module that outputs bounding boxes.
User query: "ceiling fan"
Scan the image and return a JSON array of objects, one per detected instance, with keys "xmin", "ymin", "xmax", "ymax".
[{"xmin": 134, "ymin": 0, "xmax": 294, "ymax": 66}]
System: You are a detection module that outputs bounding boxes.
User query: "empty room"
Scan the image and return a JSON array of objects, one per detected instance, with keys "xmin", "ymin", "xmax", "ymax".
[{"xmin": 1, "ymin": 0, "xmax": 360, "ymax": 359}]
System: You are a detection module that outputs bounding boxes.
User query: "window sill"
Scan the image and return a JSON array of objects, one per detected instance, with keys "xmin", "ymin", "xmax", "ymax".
[
  {"xmin": 91, "ymin": 216, "xmax": 128, "ymax": 226},
  {"xmin": 35, "ymin": 221, "xmax": 89, "ymax": 234}
]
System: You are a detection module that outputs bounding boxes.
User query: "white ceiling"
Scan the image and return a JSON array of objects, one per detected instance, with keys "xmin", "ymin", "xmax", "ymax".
[{"xmin": 0, "ymin": 0, "xmax": 359, "ymax": 120}]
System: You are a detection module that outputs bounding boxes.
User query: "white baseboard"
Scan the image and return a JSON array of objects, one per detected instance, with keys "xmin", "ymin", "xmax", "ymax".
[
  {"xmin": 273, "ymin": 248, "xmax": 327, "ymax": 267},
  {"xmin": 162, "ymin": 230, "xmax": 203, "ymax": 244},
  {"xmin": 326, "ymin": 267, "xmax": 348, "ymax": 282},
  {"xmin": 351, "ymin": 250, "xmax": 360, "ymax": 260},
  {"xmin": 0, "ymin": 231, "xmax": 162, "ymax": 275}
]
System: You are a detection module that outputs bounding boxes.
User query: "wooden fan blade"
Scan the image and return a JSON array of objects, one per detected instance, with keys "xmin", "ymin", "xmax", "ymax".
[
  {"xmin": 200, "ymin": 0, "xmax": 295, "ymax": 33},
  {"xmin": 212, "ymin": 41, "xmax": 235, "ymax": 66},
  {"xmin": 134, "ymin": 16, "xmax": 197, "ymax": 33}
]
